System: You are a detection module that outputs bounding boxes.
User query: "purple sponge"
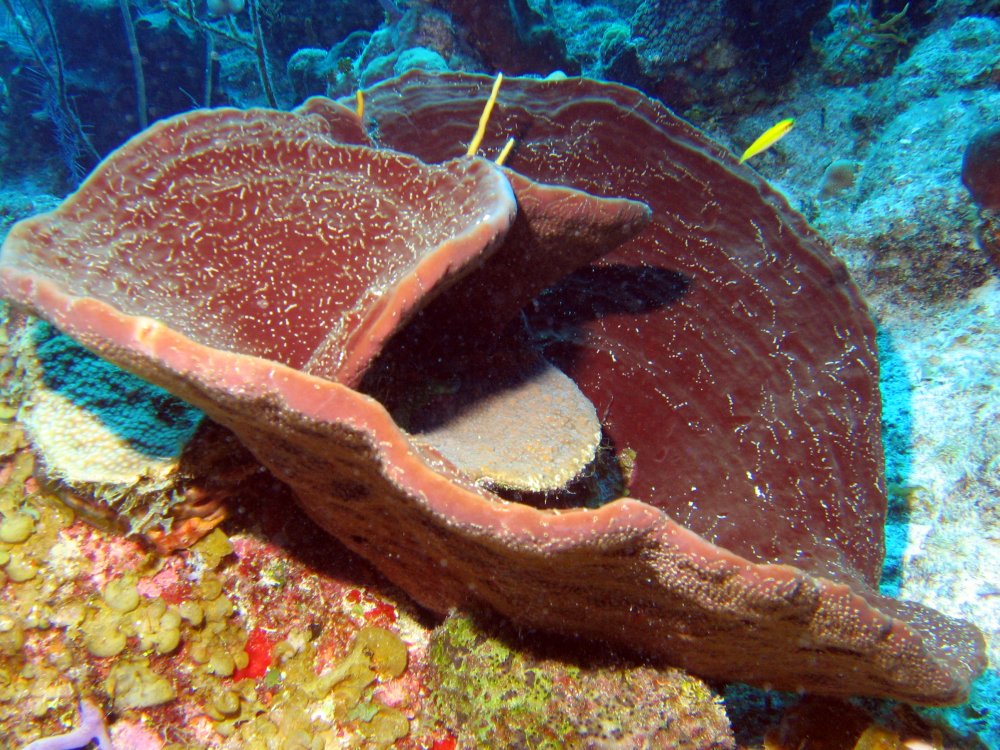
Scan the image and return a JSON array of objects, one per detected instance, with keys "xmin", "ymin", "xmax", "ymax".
[{"xmin": 962, "ymin": 125, "xmax": 1000, "ymax": 210}]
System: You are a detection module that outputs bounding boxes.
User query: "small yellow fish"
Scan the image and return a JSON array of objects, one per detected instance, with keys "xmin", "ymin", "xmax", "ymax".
[{"xmin": 739, "ymin": 118, "xmax": 795, "ymax": 163}]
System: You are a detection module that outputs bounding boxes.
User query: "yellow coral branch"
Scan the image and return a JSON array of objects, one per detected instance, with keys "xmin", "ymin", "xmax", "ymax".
[
  {"xmin": 495, "ymin": 137, "xmax": 515, "ymax": 166},
  {"xmin": 467, "ymin": 73, "xmax": 503, "ymax": 157}
]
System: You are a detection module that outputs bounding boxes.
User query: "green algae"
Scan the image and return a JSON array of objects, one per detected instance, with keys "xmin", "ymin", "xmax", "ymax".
[
  {"xmin": 352, "ymin": 625, "xmax": 408, "ymax": 679},
  {"xmin": 105, "ymin": 658, "xmax": 177, "ymax": 710},
  {"xmin": 0, "ymin": 483, "xmax": 252, "ymax": 743},
  {"xmin": 192, "ymin": 527, "xmax": 234, "ymax": 570},
  {"xmin": 426, "ymin": 612, "xmax": 734, "ymax": 749},
  {"xmin": 428, "ymin": 614, "xmax": 567, "ymax": 747},
  {"xmin": 221, "ymin": 625, "xmax": 412, "ymax": 748}
]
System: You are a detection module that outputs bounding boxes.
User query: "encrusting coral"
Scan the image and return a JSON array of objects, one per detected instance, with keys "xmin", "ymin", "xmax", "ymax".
[
  {"xmin": 3, "ymin": 313, "xmax": 257, "ymax": 553},
  {"xmin": 0, "ymin": 71, "xmax": 985, "ymax": 706}
]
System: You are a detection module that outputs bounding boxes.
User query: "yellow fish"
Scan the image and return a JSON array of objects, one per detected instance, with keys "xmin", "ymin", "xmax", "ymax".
[{"xmin": 739, "ymin": 118, "xmax": 795, "ymax": 163}]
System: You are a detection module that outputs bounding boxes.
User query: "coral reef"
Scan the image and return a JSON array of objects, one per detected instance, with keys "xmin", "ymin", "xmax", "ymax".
[
  {"xmin": 0, "ymin": 0, "xmax": 997, "ymax": 746},
  {"xmin": 740, "ymin": 15, "xmax": 999, "ymax": 304},
  {"xmin": 627, "ymin": 0, "xmax": 728, "ymax": 81},
  {"xmin": 703, "ymin": 6, "xmax": 998, "ymax": 742},
  {"xmin": 0, "ymin": 432, "xmax": 427, "ymax": 748}
]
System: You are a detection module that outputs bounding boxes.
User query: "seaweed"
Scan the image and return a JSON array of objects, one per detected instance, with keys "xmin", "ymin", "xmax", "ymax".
[{"xmin": 0, "ymin": 0, "xmax": 99, "ymax": 180}]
